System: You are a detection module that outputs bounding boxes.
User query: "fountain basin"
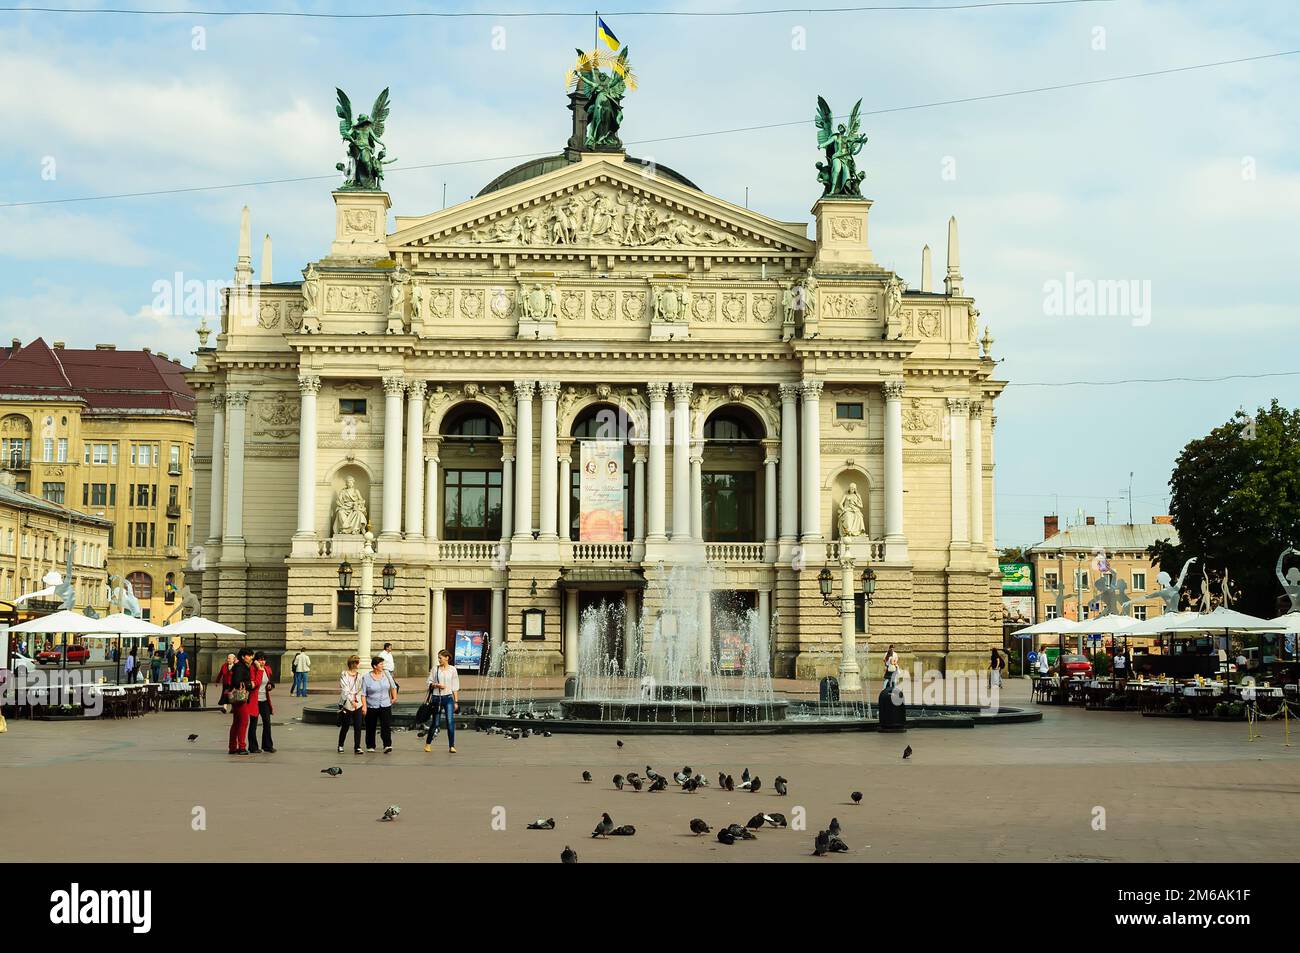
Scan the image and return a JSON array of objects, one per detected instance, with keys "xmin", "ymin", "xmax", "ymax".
[{"xmin": 560, "ymin": 697, "xmax": 788, "ymax": 723}]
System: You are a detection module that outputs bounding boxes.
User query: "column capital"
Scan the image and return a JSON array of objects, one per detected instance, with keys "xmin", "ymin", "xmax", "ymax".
[
  {"xmin": 946, "ymin": 397, "xmax": 971, "ymax": 416},
  {"xmin": 210, "ymin": 393, "xmax": 227, "ymax": 409},
  {"xmin": 882, "ymin": 378, "xmax": 905, "ymax": 401},
  {"xmin": 670, "ymin": 381, "xmax": 693, "ymax": 402},
  {"xmin": 297, "ymin": 374, "xmax": 322, "ymax": 395},
  {"xmin": 969, "ymin": 399, "xmax": 984, "ymax": 417},
  {"xmin": 778, "ymin": 382, "xmax": 801, "ymax": 403},
  {"xmin": 513, "ymin": 379, "xmax": 536, "ymax": 400},
  {"xmin": 382, "ymin": 375, "xmax": 406, "ymax": 397},
  {"xmin": 646, "ymin": 381, "xmax": 670, "ymax": 402},
  {"xmin": 800, "ymin": 378, "xmax": 824, "ymax": 401},
  {"xmin": 537, "ymin": 380, "xmax": 563, "ymax": 401},
  {"xmin": 761, "ymin": 438, "xmax": 781, "ymax": 465},
  {"xmin": 406, "ymin": 379, "xmax": 428, "ymax": 401},
  {"xmin": 225, "ymin": 390, "xmax": 250, "ymax": 407},
  {"xmin": 631, "ymin": 440, "xmax": 649, "ymax": 464}
]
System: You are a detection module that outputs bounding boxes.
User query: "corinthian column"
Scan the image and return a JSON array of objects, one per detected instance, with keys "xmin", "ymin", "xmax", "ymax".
[
  {"xmin": 778, "ymin": 383, "xmax": 798, "ymax": 543},
  {"xmin": 294, "ymin": 375, "xmax": 321, "ymax": 538},
  {"xmin": 883, "ymin": 378, "xmax": 906, "ymax": 557},
  {"xmin": 689, "ymin": 441, "xmax": 704, "ymax": 542},
  {"xmin": 969, "ymin": 400, "xmax": 984, "ymax": 547},
  {"xmin": 206, "ymin": 394, "xmax": 226, "ymax": 545},
  {"xmin": 763, "ymin": 441, "xmax": 778, "ymax": 547},
  {"xmin": 404, "ymin": 380, "xmax": 426, "ymax": 539},
  {"xmin": 671, "ymin": 381, "xmax": 692, "ymax": 542},
  {"xmin": 537, "ymin": 380, "xmax": 561, "ymax": 539},
  {"xmin": 222, "ymin": 391, "xmax": 249, "ymax": 542},
  {"xmin": 799, "ymin": 379, "xmax": 824, "ymax": 543},
  {"xmin": 380, "ymin": 375, "xmax": 405, "ymax": 539},
  {"xmin": 513, "ymin": 380, "xmax": 535, "ymax": 540},
  {"xmin": 948, "ymin": 397, "xmax": 971, "ymax": 546},
  {"xmin": 646, "ymin": 382, "xmax": 669, "ymax": 541}
]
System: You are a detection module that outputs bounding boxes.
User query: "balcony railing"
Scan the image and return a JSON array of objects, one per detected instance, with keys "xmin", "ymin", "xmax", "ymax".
[
  {"xmin": 825, "ymin": 539, "xmax": 887, "ymax": 562},
  {"xmin": 165, "ymin": 503, "xmax": 181, "ymax": 518},
  {"xmin": 435, "ymin": 540, "xmax": 503, "ymax": 562},
  {"xmin": 567, "ymin": 540, "xmax": 634, "ymax": 562},
  {"xmin": 704, "ymin": 542, "xmax": 767, "ymax": 563},
  {"xmin": 2, "ymin": 454, "xmax": 31, "ymax": 471}
]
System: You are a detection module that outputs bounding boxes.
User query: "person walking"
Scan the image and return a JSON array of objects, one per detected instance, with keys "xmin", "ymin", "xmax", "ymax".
[
  {"xmin": 883, "ymin": 645, "xmax": 900, "ymax": 693},
  {"xmin": 989, "ymin": 648, "xmax": 1004, "ymax": 689},
  {"xmin": 247, "ymin": 652, "xmax": 276, "ymax": 754},
  {"xmin": 361, "ymin": 656, "xmax": 397, "ymax": 754},
  {"xmin": 291, "ymin": 646, "xmax": 312, "ymax": 698},
  {"xmin": 379, "ymin": 642, "xmax": 398, "ymax": 691},
  {"xmin": 227, "ymin": 647, "xmax": 257, "ymax": 756},
  {"xmin": 149, "ymin": 650, "xmax": 164, "ymax": 684},
  {"xmin": 124, "ymin": 647, "xmax": 137, "ymax": 684},
  {"xmin": 1113, "ymin": 645, "xmax": 1128, "ymax": 681},
  {"xmin": 423, "ymin": 649, "xmax": 460, "ymax": 755},
  {"xmin": 174, "ymin": 644, "xmax": 189, "ymax": 681},
  {"xmin": 338, "ymin": 655, "xmax": 364, "ymax": 754},
  {"xmin": 1037, "ymin": 649, "xmax": 1050, "ymax": 677}
]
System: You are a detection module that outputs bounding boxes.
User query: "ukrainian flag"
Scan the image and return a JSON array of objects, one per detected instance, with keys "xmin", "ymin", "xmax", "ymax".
[{"xmin": 597, "ymin": 16, "xmax": 620, "ymax": 52}]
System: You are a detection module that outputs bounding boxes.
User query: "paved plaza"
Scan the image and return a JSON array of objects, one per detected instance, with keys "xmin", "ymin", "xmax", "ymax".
[{"xmin": 4, "ymin": 680, "xmax": 1299, "ymax": 863}]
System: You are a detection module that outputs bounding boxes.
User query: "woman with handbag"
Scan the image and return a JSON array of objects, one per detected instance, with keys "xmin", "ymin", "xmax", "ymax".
[
  {"xmin": 423, "ymin": 649, "xmax": 460, "ymax": 754},
  {"xmin": 360, "ymin": 655, "xmax": 398, "ymax": 754},
  {"xmin": 227, "ymin": 647, "xmax": 257, "ymax": 756},
  {"xmin": 337, "ymin": 655, "xmax": 364, "ymax": 754}
]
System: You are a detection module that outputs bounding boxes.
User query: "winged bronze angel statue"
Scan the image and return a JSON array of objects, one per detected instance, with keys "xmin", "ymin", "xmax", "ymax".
[
  {"xmin": 569, "ymin": 46, "xmax": 635, "ymax": 151},
  {"xmin": 814, "ymin": 96, "xmax": 867, "ymax": 198},
  {"xmin": 335, "ymin": 87, "xmax": 393, "ymax": 191}
]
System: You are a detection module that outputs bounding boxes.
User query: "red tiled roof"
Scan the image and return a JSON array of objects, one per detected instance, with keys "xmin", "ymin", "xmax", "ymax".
[{"xmin": 0, "ymin": 338, "xmax": 194, "ymax": 415}]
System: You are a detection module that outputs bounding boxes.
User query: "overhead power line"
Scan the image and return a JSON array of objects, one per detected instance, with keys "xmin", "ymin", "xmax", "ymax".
[
  {"xmin": 1006, "ymin": 370, "xmax": 1300, "ymax": 388},
  {"xmin": 3, "ymin": 47, "xmax": 1296, "ymax": 210}
]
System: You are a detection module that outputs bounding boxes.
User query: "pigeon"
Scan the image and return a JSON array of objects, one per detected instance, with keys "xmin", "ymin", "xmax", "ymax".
[
  {"xmin": 724, "ymin": 774, "xmax": 735, "ymax": 792},
  {"xmin": 718, "ymin": 771, "xmax": 727, "ymax": 789},
  {"xmin": 609, "ymin": 824, "xmax": 636, "ymax": 836},
  {"xmin": 851, "ymin": 791, "xmax": 863, "ymax": 805},
  {"xmin": 774, "ymin": 776, "xmax": 788, "ymax": 796},
  {"xmin": 648, "ymin": 775, "xmax": 668, "ymax": 793},
  {"xmin": 542, "ymin": 731, "xmax": 553, "ymax": 738},
  {"xmin": 717, "ymin": 829, "xmax": 735, "ymax": 845},
  {"xmin": 527, "ymin": 818, "xmax": 556, "ymax": 830},
  {"xmin": 646, "ymin": 766, "xmax": 662, "ymax": 783},
  {"xmin": 628, "ymin": 776, "xmax": 644, "ymax": 792},
  {"xmin": 767, "ymin": 813, "xmax": 788, "ymax": 828},
  {"xmin": 741, "ymin": 768, "xmax": 751, "ymax": 783},
  {"xmin": 582, "ymin": 771, "xmax": 592, "ymax": 782},
  {"xmin": 187, "ymin": 734, "xmax": 199, "ymax": 742},
  {"xmin": 561, "ymin": 845, "xmax": 578, "ymax": 864},
  {"xmin": 814, "ymin": 830, "xmax": 830, "ymax": 856},
  {"xmin": 749, "ymin": 777, "xmax": 761, "ymax": 794},
  {"xmin": 592, "ymin": 813, "xmax": 614, "ymax": 838},
  {"xmin": 829, "ymin": 817, "xmax": 842, "ymax": 837},
  {"xmin": 746, "ymin": 813, "xmax": 766, "ymax": 830},
  {"xmin": 612, "ymin": 774, "xmax": 625, "ymax": 791},
  {"xmin": 321, "ymin": 767, "xmax": 343, "ymax": 777},
  {"xmin": 380, "ymin": 805, "xmax": 400, "ymax": 822},
  {"xmin": 726, "ymin": 823, "xmax": 757, "ymax": 840},
  {"xmin": 689, "ymin": 818, "xmax": 711, "ymax": 835},
  {"xmin": 616, "ymin": 740, "xmax": 624, "ymax": 748},
  {"xmin": 903, "ymin": 745, "xmax": 913, "ymax": 760},
  {"xmin": 828, "ymin": 833, "xmax": 850, "ymax": 853},
  {"xmin": 625, "ymin": 771, "xmax": 641, "ymax": 783},
  {"xmin": 681, "ymin": 775, "xmax": 700, "ymax": 793}
]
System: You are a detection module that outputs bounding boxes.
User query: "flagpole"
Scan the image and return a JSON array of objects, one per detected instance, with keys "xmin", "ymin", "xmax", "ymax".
[{"xmin": 594, "ymin": 10, "xmax": 598, "ymax": 56}]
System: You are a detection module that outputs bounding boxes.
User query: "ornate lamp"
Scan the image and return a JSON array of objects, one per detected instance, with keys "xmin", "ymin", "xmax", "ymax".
[
  {"xmin": 381, "ymin": 562, "xmax": 397, "ymax": 593},
  {"xmin": 337, "ymin": 559, "xmax": 353, "ymax": 590},
  {"xmin": 818, "ymin": 566, "xmax": 836, "ymax": 607},
  {"xmin": 862, "ymin": 566, "xmax": 877, "ymax": 606}
]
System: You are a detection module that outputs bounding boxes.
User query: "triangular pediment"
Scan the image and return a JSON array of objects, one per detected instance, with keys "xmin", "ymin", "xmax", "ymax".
[{"xmin": 389, "ymin": 154, "xmax": 812, "ymax": 256}]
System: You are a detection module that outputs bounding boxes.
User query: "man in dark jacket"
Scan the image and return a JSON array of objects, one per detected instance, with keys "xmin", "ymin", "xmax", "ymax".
[{"xmin": 228, "ymin": 648, "xmax": 256, "ymax": 755}]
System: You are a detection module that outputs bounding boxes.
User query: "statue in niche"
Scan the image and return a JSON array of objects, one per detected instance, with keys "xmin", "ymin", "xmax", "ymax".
[
  {"xmin": 837, "ymin": 483, "xmax": 867, "ymax": 539},
  {"xmin": 332, "ymin": 476, "xmax": 369, "ymax": 536}
]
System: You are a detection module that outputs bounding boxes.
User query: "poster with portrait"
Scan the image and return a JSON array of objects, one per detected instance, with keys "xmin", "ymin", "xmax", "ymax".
[{"xmin": 579, "ymin": 440, "xmax": 624, "ymax": 542}]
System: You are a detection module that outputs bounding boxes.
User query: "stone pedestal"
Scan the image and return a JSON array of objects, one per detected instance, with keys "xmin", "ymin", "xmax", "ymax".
[
  {"xmin": 811, "ymin": 197, "xmax": 874, "ymax": 270},
  {"xmin": 330, "ymin": 190, "xmax": 391, "ymax": 259}
]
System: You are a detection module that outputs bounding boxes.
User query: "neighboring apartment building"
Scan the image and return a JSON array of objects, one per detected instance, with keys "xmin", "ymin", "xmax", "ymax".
[
  {"xmin": 0, "ymin": 338, "xmax": 196, "ymax": 621},
  {"xmin": 0, "ymin": 471, "xmax": 112, "ymax": 621},
  {"xmin": 1027, "ymin": 514, "xmax": 1180, "ymax": 639}
]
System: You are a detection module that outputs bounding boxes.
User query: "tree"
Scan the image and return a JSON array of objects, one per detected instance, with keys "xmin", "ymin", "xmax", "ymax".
[
  {"xmin": 998, "ymin": 545, "xmax": 1029, "ymax": 564},
  {"xmin": 1149, "ymin": 400, "xmax": 1300, "ymax": 617}
]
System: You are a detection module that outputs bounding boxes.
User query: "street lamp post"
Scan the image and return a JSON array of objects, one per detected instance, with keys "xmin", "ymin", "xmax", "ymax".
[
  {"xmin": 338, "ymin": 534, "xmax": 396, "ymax": 661},
  {"xmin": 818, "ymin": 560, "xmax": 876, "ymax": 693}
]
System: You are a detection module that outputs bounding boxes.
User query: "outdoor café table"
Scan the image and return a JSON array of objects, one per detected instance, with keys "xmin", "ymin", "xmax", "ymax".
[{"xmin": 1085, "ymin": 680, "xmax": 1115, "ymax": 706}]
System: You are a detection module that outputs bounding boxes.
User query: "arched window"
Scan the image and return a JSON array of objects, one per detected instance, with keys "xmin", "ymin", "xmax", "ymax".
[
  {"xmin": 701, "ymin": 407, "xmax": 764, "ymax": 542},
  {"xmin": 439, "ymin": 405, "xmax": 504, "ymax": 541},
  {"xmin": 703, "ymin": 411, "xmax": 759, "ymax": 443},
  {"xmin": 569, "ymin": 404, "xmax": 634, "ymax": 541},
  {"xmin": 441, "ymin": 406, "xmax": 502, "ymax": 439},
  {"xmin": 127, "ymin": 571, "xmax": 153, "ymax": 600}
]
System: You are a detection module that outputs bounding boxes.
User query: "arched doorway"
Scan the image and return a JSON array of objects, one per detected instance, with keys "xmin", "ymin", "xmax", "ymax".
[
  {"xmin": 701, "ymin": 406, "xmax": 765, "ymax": 542},
  {"xmin": 568, "ymin": 403, "xmax": 636, "ymax": 542}
]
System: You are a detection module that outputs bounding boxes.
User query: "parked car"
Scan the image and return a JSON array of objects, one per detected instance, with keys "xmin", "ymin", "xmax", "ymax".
[
  {"xmin": 36, "ymin": 644, "xmax": 90, "ymax": 665},
  {"xmin": 1060, "ymin": 654, "xmax": 1094, "ymax": 677}
]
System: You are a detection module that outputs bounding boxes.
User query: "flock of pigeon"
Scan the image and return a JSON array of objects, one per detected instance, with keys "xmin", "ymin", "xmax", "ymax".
[{"xmin": 309, "ymin": 732, "xmax": 914, "ymax": 861}]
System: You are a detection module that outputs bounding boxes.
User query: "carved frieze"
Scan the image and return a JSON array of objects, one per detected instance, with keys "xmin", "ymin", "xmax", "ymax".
[
  {"xmin": 325, "ymin": 285, "xmax": 382, "ymax": 313},
  {"xmin": 902, "ymin": 398, "xmax": 941, "ymax": 444}
]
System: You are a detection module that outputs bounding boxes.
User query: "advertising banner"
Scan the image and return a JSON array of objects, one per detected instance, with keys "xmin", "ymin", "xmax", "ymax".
[
  {"xmin": 579, "ymin": 440, "xmax": 624, "ymax": 542},
  {"xmin": 999, "ymin": 562, "xmax": 1033, "ymax": 592}
]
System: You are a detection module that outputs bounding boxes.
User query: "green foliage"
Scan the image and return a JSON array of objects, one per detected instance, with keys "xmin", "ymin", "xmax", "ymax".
[
  {"xmin": 1090, "ymin": 651, "xmax": 1112, "ymax": 677},
  {"xmin": 1150, "ymin": 400, "xmax": 1300, "ymax": 616},
  {"xmin": 1213, "ymin": 701, "xmax": 1246, "ymax": 719},
  {"xmin": 1164, "ymin": 696, "xmax": 1187, "ymax": 714}
]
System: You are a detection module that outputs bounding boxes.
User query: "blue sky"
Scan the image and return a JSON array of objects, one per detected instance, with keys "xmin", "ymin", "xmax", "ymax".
[{"xmin": 2, "ymin": 0, "xmax": 1298, "ymax": 548}]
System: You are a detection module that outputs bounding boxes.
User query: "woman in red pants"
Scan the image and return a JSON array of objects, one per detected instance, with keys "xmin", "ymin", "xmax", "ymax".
[{"xmin": 227, "ymin": 647, "xmax": 259, "ymax": 755}]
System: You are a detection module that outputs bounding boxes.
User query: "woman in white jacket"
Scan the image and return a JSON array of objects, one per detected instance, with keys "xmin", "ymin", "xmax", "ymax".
[
  {"xmin": 423, "ymin": 649, "xmax": 460, "ymax": 754},
  {"xmin": 337, "ymin": 655, "xmax": 364, "ymax": 754}
]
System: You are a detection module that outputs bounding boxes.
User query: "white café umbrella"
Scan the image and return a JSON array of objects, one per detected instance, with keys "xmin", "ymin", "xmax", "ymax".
[
  {"xmin": 7, "ymin": 609, "xmax": 104, "ymax": 634},
  {"xmin": 90, "ymin": 613, "xmax": 165, "ymax": 636},
  {"xmin": 160, "ymin": 616, "xmax": 245, "ymax": 637},
  {"xmin": 1016, "ymin": 616, "xmax": 1080, "ymax": 636},
  {"xmin": 1161, "ymin": 606, "xmax": 1280, "ymax": 635},
  {"xmin": 1267, "ymin": 612, "xmax": 1300, "ymax": 634},
  {"xmin": 1066, "ymin": 613, "xmax": 1140, "ymax": 635},
  {"xmin": 1125, "ymin": 610, "xmax": 1200, "ymax": 637}
]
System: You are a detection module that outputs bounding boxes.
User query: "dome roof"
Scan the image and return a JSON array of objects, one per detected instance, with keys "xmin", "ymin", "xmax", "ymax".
[{"xmin": 477, "ymin": 153, "xmax": 699, "ymax": 197}]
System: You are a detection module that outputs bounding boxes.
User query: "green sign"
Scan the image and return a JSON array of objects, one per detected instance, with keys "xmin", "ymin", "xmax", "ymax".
[{"xmin": 1000, "ymin": 562, "xmax": 1033, "ymax": 592}]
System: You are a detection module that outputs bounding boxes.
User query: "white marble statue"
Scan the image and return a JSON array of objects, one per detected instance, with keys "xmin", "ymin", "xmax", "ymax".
[
  {"xmin": 837, "ymin": 483, "xmax": 866, "ymax": 539},
  {"xmin": 332, "ymin": 476, "xmax": 368, "ymax": 535}
]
